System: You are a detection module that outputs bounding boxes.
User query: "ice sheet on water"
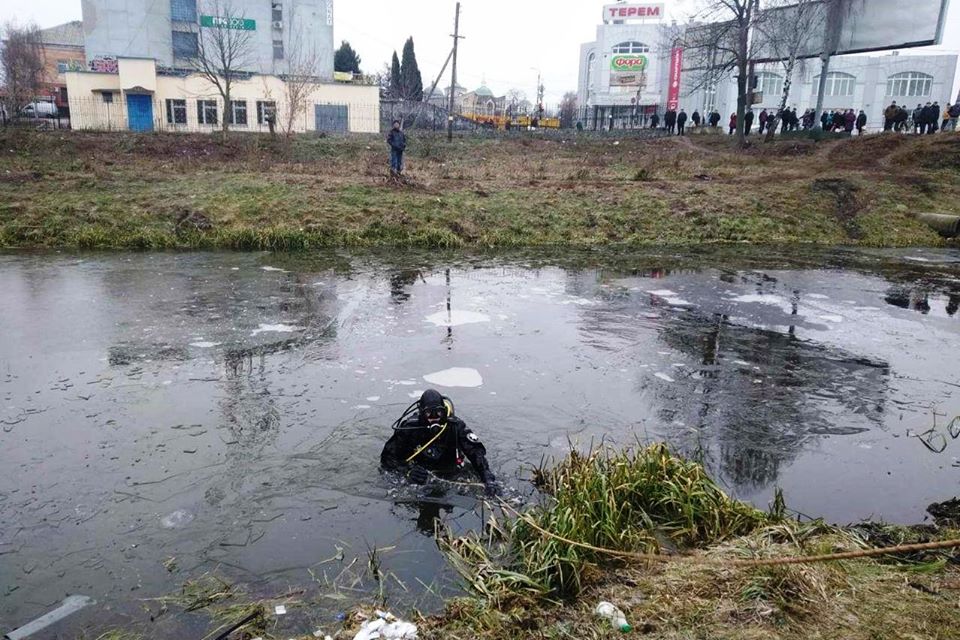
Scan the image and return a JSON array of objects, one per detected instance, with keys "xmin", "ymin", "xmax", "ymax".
[
  {"xmin": 654, "ymin": 372, "xmax": 675, "ymax": 382},
  {"xmin": 160, "ymin": 509, "xmax": 194, "ymax": 529},
  {"xmin": 423, "ymin": 367, "xmax": 484, "ymax": 388},
  {"xmin": 251, "ymin": 323, "xmax": 303, "ymax": 336},
  {"xmin": 261, "ymin": 266, "xmax": 288, "ymax": 272},
  {"xmin": 424, "ymin": 310, "xmax": 491, "ymax": 327},
  {"xmin": 189, "ymin": 341, "xmax": 220, "ymax": 348}
]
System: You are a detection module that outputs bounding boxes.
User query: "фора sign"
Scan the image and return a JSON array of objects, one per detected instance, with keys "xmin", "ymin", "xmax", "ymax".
[{"xmin": 611, "ymin": 55, "xmax": 648, "ymax": 72}]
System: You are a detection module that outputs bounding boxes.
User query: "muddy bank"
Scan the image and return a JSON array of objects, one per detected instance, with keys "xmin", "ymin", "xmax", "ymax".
[{"xmin": 2, "ymin": 130, "xmax": 959, "ymax": 248}]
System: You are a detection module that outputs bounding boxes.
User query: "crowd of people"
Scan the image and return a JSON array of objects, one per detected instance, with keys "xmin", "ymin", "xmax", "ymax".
[
  {"xmin": 653, "ymin": 101, "xmax": 960, "ymax": 136},
  {"xmin": 881, "ymin": 101, "xmax": 960, "ymax": 133}
]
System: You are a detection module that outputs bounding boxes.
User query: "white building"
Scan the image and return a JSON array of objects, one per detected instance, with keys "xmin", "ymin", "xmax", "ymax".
[
  {"xmin": 578, "ymin": 3, "xmax": 669, "ymax": 128},
  {"xmin": 578, "ymin": 2, "xmax": 958, "ymax": 131},
  {"xmin": 683, "ymin": 53, "xmax": 958, "ymax": 132}
]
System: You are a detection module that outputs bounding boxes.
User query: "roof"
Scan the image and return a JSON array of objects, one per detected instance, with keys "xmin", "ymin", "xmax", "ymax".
[
  {"xmin": 473, "ymin": 85, "xmax": 494, "ymax": 97},
  {"xmin": 40, "ymin": 21, "xmax": 84, "ymax": 48}
]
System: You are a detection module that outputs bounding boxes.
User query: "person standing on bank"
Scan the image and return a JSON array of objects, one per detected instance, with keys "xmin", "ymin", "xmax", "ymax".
[{"xmin": 387, "ymin": 120, "xmax": 406, "ymax": 178}]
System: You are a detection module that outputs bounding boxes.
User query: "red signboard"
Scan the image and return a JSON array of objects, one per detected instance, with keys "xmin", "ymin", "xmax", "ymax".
[{"xmin": 667, "ymin": 46, "xmax": 683, "ymax": 111}]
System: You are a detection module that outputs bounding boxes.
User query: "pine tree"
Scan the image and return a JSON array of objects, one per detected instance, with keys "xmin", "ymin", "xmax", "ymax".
[
  {"xmin": 399, "ymin": 37, "xmax": 423, "ymax": 102},
  {"xmin": 334, "ymin": 41, "xmax": 362, "ymax": 74},
  {"xmin": 389, "ymin": 51, "xmax": 402, "ymax": 99}
]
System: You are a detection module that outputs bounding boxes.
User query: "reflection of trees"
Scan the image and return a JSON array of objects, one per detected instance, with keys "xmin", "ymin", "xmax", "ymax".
[{"xmin": 656, "ymin": 313, "xmax": 890, "ymax": 491}]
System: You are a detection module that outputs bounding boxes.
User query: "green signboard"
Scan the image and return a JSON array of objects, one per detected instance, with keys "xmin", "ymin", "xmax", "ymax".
[
  {"xmin": 610, "ymin": 55, "xmax": 647, "ymax": 72},
  {"xmin": 200, "ymin": 15, "xmax": 256, "ymax": 30}
]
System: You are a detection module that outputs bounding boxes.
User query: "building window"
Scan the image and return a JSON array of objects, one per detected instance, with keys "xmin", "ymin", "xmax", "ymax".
[
  {"xmin": 757, "ymin": 72, "xmax": 783, "ymax": 100},
  {"xmin": 704, "ymin": 82, "xmax": 717, "ymax": 112},
  {"xmin": 229, "ymin": 100, "xmax": 248, "ymax": 125},
  {"xmin": 256, "ymin": 100, "xmax": 277, "ymax": 124},
  {"xmin": 57, "ymin": 60, "xmax": 69, "ymax": 73},
  {"xmin": 273, "ymin": 39, "xmax": 284, "ymax": 60},
  {"xmin": 172, "ymin": 31, "xmax": 198, "ymax": 59},
  {"xmin": 813, "ymin": 72, "xmax": 855, "ymax": 97},
  {"xmin": 197, "ymin": 99, "xmax": 218, "ymax": 125},
  {"xmin": 165, "ymin": 98, "xmax": 187, "ymax": 124},
  {"xmin": 102, "ymin": 92, "xmax": 114, "ymax": 104},
  {"xmin": 612, "ymin": 41, "xmax": 649, "ymax": 54},
  {"xmin": 272, "ymin": 1, "xmax": 282, "ymax": 22},
  {"xmin": 171, "ymin": 0, "xmax": 197, "ymax": 22},
  {"xmin": 886, "ymin": 71, "xmax": 933, "ymax": 97}
]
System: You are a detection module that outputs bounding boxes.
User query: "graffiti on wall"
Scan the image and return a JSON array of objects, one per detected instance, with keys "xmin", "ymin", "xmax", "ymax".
[{"xmin": 89, "ymin": 57, "xmax": 119, "ymax": 73}]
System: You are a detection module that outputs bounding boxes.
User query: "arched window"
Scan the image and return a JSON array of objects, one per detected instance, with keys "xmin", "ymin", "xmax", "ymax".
[
  {"xmin": 485, "ymin": 100, "xmax": 495, "ymax": 115},
  {"xmin": 886, "ymin": 71, "xmax": 932, "ymax": 97},
  {"xmin": 586, "ymin": 52, "xmax": 596, "ymax": 89},
  {"xmin": 756, "ymin": 72, "xmax": 783, "ymax": 100},
  {"xmin": 813, "ymin": 72, "xmax": 855, "ymax": 96},
  {"xmin": 612, "ymin": 41, "xmax": 649, "ymax": 54}
]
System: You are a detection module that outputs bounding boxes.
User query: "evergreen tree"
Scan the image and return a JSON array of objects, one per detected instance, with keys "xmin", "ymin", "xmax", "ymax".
[
  {"xmin": 334, "ymin": 41, "xmax": 362, "ymax": 74},
  {"xmin": 389, "ymin": 51, "xmax": 402, "ymax": 99},
  {"xmin": 399, "ymin": 37, "xmax": 423, "ymax": 101}
]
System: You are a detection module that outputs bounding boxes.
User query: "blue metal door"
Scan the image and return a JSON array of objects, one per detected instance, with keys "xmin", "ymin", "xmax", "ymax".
[
  {"xmin": 127, "ymin": 94, "xmax": 154, "ymax": 132},
  {"xmin": 314, "ymin": 104, "xmax": 348, "ymax": 132}
]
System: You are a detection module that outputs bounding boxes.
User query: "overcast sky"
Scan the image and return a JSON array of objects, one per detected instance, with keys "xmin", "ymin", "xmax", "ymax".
[{"xmin": 3, "ymin": 0, "xmax": 959, "ymax": 105}]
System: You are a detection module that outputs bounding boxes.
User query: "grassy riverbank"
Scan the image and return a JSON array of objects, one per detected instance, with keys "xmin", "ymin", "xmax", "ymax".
[
  {"xmin": 89, "ymin": 445, "xmax": 960, "ymax": 640},
  {"xmin": 2, "ymin": 129, "xmax": 959, "ymax": 249}
]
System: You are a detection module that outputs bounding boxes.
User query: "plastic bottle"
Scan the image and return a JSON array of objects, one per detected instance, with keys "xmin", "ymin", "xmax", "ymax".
[{"xmin": 595, "ymin": 601, "xmax": 631, "ymax": 632}]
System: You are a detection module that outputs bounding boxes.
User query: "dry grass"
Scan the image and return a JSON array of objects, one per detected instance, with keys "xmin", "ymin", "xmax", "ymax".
[{"xmin": 1, "ymin": 129, "xmax": 957, "ymax": 249}]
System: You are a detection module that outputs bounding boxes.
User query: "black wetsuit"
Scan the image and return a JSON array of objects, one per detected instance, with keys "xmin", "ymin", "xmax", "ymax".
[{"xmin": 380, "ymin": 414, "xmax": 494, "ymax": 484}]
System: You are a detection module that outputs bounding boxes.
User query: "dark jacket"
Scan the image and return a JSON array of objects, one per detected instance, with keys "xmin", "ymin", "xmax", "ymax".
[
  {"xmin": 709, "ymin": 111, "xmax": 721, "ymax": 127},
  {"xmin": 744, "ymin": 111, "xmax": 754, "ymax": 126},
  {"xmin": 380, "ymin": 414, "xmax": 494, "ymax": 483},
  {"xmin": 691, "ymin": 111, "xmax": 701, "ymax": 125},
  {"xmin": 664, "ymin": 110, "xmax": 677, "ymax": 126},
  {"xmin": 856, "ymin": 112, "xmax": 867, "ymax": 128},
  {"xmin": 387, "ymin": 129, "xmax": 407, "ymax": 151},
  {"xmin": 677, "ymin": 111, "xmax": 687, "ymax": 125}
]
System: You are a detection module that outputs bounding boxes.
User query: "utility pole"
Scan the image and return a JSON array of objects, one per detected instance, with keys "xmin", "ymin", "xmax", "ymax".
[{"xmin": 447, "ymin": 2, "xmax": 462, "ymax": 142}]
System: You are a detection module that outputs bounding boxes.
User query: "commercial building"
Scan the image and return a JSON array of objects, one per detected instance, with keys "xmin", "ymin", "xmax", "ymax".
[
  {"xmin": 66, "ymin": 0, "xmax": 379, "ymax": 133},
  {"xmin": 65, "ymin": 58, "xmax": 378, "ymax": 133},
  {"xmin": 578, "ymin": 1, "xmax": 957, "ymax": 131},
  {"xmin": 682, "ymin": 53, "xmax": 958, "ymax": 132},
  {"xmin": 578, "ymin": 3, "xmax": 671, "ymax": 128}
]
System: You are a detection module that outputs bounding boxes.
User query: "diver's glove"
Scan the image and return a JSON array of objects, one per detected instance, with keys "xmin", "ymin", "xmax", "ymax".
[
  {"xmin": 482, "ymin": 473, "xmax": 499, "ymax": 497},
  {"xmin": 407, "ymin": 465, "xmax": 429, "ymax": 485}
]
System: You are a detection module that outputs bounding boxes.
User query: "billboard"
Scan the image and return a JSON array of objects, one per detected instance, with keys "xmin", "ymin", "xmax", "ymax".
[
  {"xmin": 602, "ymin": 3, "xmax": 665, "ymax": 22},
  {"xmin": 611, "ymin": 55, "xmax": 648, "ymax": 72},
  {"xmin": 684, "ymin": 0, "xmax": 950, "ymax": 68},
  {"xmin": 752, "ymin": 0, "xmax": 950, "ymax": 62},
  {"xmin": 611, "ymin": 73, "xmax": 647, "ymax": 87}
]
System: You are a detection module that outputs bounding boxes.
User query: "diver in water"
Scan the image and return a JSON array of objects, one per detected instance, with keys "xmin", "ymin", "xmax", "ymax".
[{"xmin": 381, "ymin": 389, "xmax": 498, "ymax": 496}]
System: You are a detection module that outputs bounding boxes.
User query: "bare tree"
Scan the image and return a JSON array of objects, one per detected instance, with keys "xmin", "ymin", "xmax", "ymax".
[
  {"xmin": 1, "ymin": 21, "xmax": 44, "ymax": 123},
  {"xmin": 193, "ymin": 0, "xmax": 255, "ymax": 136},
  {"xmin": 756, "ymin": 0, "xmax": 824, "ymax": 140},
  {"xmin": 506, "ymin": 89, "xmax": 526, "ymax": 116},
  {"xmin": 681, "ymin": 0, "xmax": 767, "ymax": 145},
  {"xmin": 279, "ymin": 7, "xmax": 321, "ymax": 136}
]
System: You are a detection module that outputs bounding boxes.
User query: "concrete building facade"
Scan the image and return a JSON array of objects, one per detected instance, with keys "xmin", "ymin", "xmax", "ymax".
[
  {"xmin": 38, "ymin": 21, "xmax": 86, "ymax": 110},
  {"xmin": 578, "ymin": 2, "xmax": 958, "ymax": 131},
  {"xmin": 80, "ymin": 0, "xmax": 335, "ymax": 79},
  {"xmin": 577, "ymin": 3, "xmax": 669, "ymax": 128},
  {"xmin": 65, "ymin": 57, "xmax": 378, "ymax": 133},
  {"xmin": 681, "ymin": 53, "xmax": 958, "ymax": 132}
]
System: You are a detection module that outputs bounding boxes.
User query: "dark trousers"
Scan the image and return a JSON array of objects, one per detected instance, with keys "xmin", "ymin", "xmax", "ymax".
[
  {"xmin": 390, "ymin": 148, "xmax": 404, "ymax": 174},
  {"xmin": 677, "ymin": 123, "xmax": 685, "ymax": 135}
]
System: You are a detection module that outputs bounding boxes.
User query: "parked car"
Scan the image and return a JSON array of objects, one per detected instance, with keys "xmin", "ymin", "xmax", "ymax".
[{"xmin": 19, "ymin": 102, "xmax": 59, "ymax": 118}]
